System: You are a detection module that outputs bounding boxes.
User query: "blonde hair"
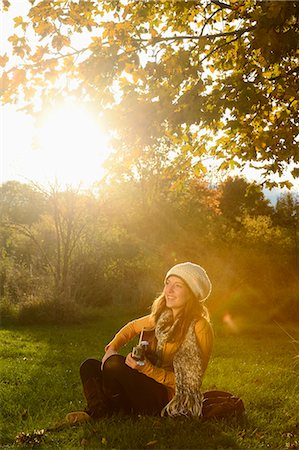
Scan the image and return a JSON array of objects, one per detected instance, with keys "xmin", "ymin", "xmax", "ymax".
[{"xmin": 150, "ymin": 290, "xmax": 210, "ymax": 347}]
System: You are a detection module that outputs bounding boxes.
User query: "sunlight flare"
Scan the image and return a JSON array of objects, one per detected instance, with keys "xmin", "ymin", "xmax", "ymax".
[{"xmin": 35, "ymin": 100, "xmax": 111, "ymax": 188}]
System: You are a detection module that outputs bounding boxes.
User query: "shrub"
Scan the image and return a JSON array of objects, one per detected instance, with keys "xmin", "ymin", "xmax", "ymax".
[
  {"xmin": 0, "ymin": 297, "xmax": 18, "ymax": 325},
  {"xmin": 2, "ymin": 297, "xmax": 100, "ymax": 326}
]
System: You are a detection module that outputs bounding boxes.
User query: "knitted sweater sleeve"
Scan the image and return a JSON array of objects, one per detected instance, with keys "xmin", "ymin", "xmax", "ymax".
[
  {"xmin": 138, "ymin": 360, "xmax": 176, "ymax": 389},
  {"xmin": 194, "ymin": 318, "xmax": 214, "ymax": 373},
  {"xmin": 105, "ymin": 315, "xmax": 154, "ymax": 351}
]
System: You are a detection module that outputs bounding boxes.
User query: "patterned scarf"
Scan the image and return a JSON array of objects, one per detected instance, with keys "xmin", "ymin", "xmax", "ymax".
[{"xmin": 155, "ymin": 309, "xmax": 204, "ymax": 417}]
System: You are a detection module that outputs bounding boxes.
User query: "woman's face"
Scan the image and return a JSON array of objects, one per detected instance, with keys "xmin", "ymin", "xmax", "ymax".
[{"xmin": 164, "ymin": 275, "xmax": 191, "ymax": 314}]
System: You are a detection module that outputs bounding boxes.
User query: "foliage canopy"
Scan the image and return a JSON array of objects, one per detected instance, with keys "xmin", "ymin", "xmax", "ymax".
[{"xmin": 1, "ymin": 0, "xmax": 298, "ymax": 185}]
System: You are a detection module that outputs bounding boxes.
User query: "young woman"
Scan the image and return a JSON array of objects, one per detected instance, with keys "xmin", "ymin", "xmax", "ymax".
[{"xmin": 66, "ymin": 262, "xmax": 214, "ymax": 423}]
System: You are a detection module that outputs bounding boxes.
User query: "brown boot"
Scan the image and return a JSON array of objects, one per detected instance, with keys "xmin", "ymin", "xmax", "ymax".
[{"xmin": 83, "ymin": 377, "xmax": 111, "ymax": 418}]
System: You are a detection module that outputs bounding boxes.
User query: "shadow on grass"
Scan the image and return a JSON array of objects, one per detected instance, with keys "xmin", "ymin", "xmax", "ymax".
[{"xmin": 39, "ymin": 414, "xmax": 246, "ymax": 450}]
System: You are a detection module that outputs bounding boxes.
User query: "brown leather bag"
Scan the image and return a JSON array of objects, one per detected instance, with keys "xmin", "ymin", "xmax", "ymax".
[{"xmin": 202, "ymin": 390, "xmax": 245, "ymax": 419}]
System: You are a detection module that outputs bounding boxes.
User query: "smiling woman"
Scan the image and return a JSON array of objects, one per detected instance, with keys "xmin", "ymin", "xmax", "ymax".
[{"xmin": 34, "ymin": 100, "xmax": 111, "ymax": 188}]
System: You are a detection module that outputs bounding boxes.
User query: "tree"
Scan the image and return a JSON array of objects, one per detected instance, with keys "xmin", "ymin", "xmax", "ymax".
[
  {"xmin": 1, "ymin": 184, "xmax": 91, "ymax": 302},
  {"xmin": 0, "ymin": 181, "xmax": 45, "ymax": 225},
  {"xmin": 0, "ymin": 182, "xmax": 46, "ymax": 302},
  {"xmin": 219, "ymin": 176, "xmax": 273, "ymax": 224},
  {"xmin": 274, "ymin": 192, "xmax": 299, "ymax": 265},
  {"xmin": 1, "ymin": 0, "xmax": 298, "ymax": 185}
]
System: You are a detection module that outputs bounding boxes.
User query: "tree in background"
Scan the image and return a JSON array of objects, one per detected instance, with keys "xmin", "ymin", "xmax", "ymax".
[
  {"xmin": 274, "ymin": 192, "xmax": 299, "ymax": 266},
  {"xmin": 1, "ymin": 0, "xmax": 298, "ymax": 185},
  {"xmin": 0, "ymin": 182, "xmax": 46, "ymax": 304},
  {"xmin": 0, "ymin": 183, "xmax": 91, "ymax": 305},
  {"xmin": 0, "ymin": 177, "xmax": 298, "ymax": 323},
  {"xmin": 219, "ymin": 176, "xmax": 273, "ymax": 226},
  {"xmin": 0, "ymin": 181, "xmax": 46, "ymax": 225}
]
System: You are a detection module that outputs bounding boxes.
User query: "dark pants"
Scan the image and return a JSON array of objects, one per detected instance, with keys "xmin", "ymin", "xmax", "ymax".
[{"xmin": 80, "ymin": 355, "xmax": 169, "ymax": 418}]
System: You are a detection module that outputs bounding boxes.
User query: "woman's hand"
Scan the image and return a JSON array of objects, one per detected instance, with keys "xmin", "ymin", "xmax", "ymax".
[
  {"xmin": 101, "ymin": 347, "xmax": 118, "ymax": 370},
  {"xmin": 125, "ymin": 352, "xmax": 148, "ymax": 371}
]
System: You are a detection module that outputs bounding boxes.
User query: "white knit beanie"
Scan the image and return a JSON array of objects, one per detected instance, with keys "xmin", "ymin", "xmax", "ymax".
[{"xmin": 165, "ymin": 262, "xmax": 212, "ymax": 302}]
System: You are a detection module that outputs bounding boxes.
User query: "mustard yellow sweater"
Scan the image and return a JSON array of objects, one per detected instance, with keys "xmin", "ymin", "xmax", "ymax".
[{"xmin": 106, "ymin": 314, "xmax": 214, "ymax": 399}]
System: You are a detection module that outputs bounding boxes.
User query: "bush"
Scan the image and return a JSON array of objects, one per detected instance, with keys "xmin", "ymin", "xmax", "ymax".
[
  {"xmin": 0, "ymin": 297, "xmax": 18, "ymax": 325},
  {"xmin": 0, "ymin": 297, "xmax": 101, "ymax": 326},
  {"xmin": 269, "ymin": 289, "xmax": 299, "ymax": 323}
]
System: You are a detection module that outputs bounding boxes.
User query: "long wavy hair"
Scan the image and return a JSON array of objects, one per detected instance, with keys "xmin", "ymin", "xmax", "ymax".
[{"xmin": 150, "ymin": 286, "xmax": 210, "ymax": 348}]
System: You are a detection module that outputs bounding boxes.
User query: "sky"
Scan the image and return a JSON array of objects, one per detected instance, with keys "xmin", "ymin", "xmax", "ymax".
[
  {"xmin": 1, "ymin": 1, "xmax": 298, "ymax": 200},
  {"xmin": 1, "ymin": 0, "xmax": 113, "ymax": 190},
  {"xmin": 1, "ymin": 101, "xmax": 112, "ymax": 189}
]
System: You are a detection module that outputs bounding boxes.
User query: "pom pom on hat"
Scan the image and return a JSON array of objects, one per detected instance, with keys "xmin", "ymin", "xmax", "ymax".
[{"xmin": 165, "ymin": 262, "xmax": 212, "ymax": 302}]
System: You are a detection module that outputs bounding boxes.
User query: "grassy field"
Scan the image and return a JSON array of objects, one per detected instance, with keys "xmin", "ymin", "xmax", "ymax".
[{"xmin": 0, "ymin": 305, "xmax": 299, "ymax": 450}]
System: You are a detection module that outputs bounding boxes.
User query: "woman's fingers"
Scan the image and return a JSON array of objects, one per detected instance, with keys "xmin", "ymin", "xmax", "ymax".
[
  {"xmin": 125, "ymin": 352, "xmax": 138, "ymax": 369},
  {"xmin": 125, "ymin": 353, "xmax": 148, "ymax": 371}
]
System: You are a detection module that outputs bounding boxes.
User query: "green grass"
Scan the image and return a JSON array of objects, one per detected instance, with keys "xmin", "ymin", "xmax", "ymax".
[{"xmin": 1, "ymin": 306, "xmax": 299, "ymax": 450}]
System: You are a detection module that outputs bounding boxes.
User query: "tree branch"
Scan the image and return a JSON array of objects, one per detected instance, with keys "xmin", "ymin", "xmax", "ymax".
[
  {"xmin": 199, "ymin": 32, "xmax": 250, "ymax": 64},
  {"xmin": 211, "ymin": 0, "xmax": 234, "ymax": 10},
  {"xmin": 268, "ymin": 65, "xmax": 299, "ymax": 81},
  {"xmin": 200, "ymin": 8, "xmax": 222, "ymax": 37},
  {"xmin": 148, "ymin": 26, "xmax": 256, "ymax": 45},
  {"xmin": 5, "ymin": 222, "xmax": 57, "ymax": 280}
]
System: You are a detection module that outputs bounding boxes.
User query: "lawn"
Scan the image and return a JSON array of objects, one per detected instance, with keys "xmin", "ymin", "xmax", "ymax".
[{"xmin": 0, "ymin": 305, "xmax": 298, "ymax": 449}]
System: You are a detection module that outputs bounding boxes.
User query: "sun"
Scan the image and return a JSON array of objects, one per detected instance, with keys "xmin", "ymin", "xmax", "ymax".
[{"xmin": 35, "ymin": 100, "xmax": 111, "ymax": 188}]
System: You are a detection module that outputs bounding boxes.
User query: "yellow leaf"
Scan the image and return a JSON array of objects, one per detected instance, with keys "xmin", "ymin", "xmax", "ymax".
[
  {"xmin": 31, "ymin": 46, "xmax": 47, "ymax": 62},
  {"xmin": 181, "ymin": 144, "xmax": 193, "ymax": 153},
  {"xmin": 13, "ymin": 16, "xmax": 24, "ymax": 27},
  {"xmin": 132, "ymin": 72, "xmax": 139, "ymax": 83},
  {"xmin": 90, "ymin": 37, "xmax": 102, "ymax": 48},
  {"xmin": 12, "ymin": 69, "xmax": 26, "ymax": 84},
  {"xmin": 34, "ymin": 21, "xmax": 54, "ymax": 36},
  {"xmin": 145, "ymin": 440, "xmax": 158, "ymax": 447},
  {"xmin": 194, "ymin": 162, "xmax": 207, "ymax": 175},
  {"xmin": 124, "ymin": 63, "xmax": 135, "ymax": 73},
  {"xmin": 150, "ymin": 28, "xmax": 158, "ymax": 38},
  {"xmin": 263, "ymin": 71, "xmax": 272, "ymax": 78},
  {"xmin": 0, "ymin": 72, "xmax": 9, "ymax": 90},
  {"xmin": 0, "ymin": 54, "xmax": 9, "ymax": 67},
  {"xmin": 8, "ymin": 34, "xmax": 19, "ymax": 44},
  {"xmin": 51, "ymin": 35, "xmax": 70, "ymax": 51},
  {"xmin": 280, "ymin": 181, "xmax": 293, "ymax": 190},
  {"xmin": 102, "ymin": 28, "xmax": 109, "ymax": 40},
  {"xmin": 2, "ymin": 1, "xmax": 10, "ymax": 11}
]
